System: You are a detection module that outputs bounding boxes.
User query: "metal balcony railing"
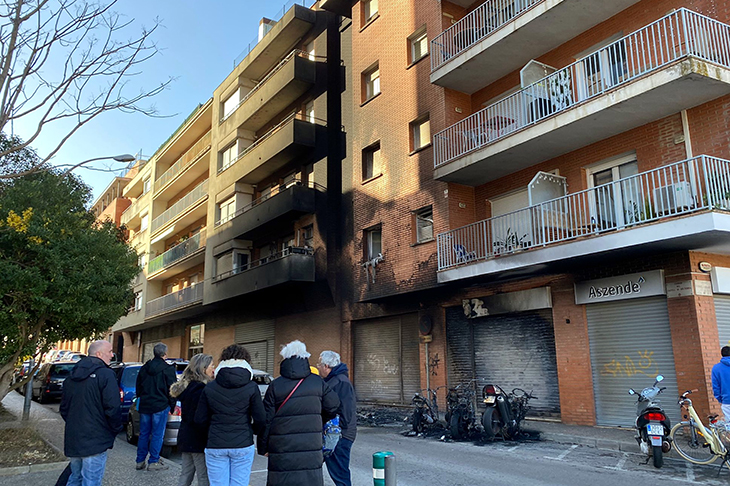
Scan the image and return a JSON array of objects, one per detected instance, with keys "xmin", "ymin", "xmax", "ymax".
[
  {"xmin": 130, "ymin": 229, "xmax": 147, "ymax": 248},
  {"xmin": 212, "ymin": 246, "xmax": 314, "ymax": 282},
  {"xmin": 121, "ymin": 191, "xmax": 150, "ymax": 225},
  {"xmin": 431, "ymin": 0, "xmax": 542, "ymax": 71},
  {"xmin": 146, "ymin": 284, "xmax": 203, "ymax": 318},
  {"xmin": 437, "ymin": 155, "xmax": 730, "ymax": 271},
  {"xmin": 154, "ymin": 132, "xmax": 211, "ymax": 193},
  {"xmin": 215, "ymin": 178, "xmax": 326, "ymax": 227},
  {"xmin": 148, "ymin": 230, "xmax": 207, "ymax": 275},
  {"xmin": 150, "ymin": 180, "xmax": 208, "ymax": 234},
  {"xmin": 434, "ymin": 9, "xmax": 730, "ymax": 169}
]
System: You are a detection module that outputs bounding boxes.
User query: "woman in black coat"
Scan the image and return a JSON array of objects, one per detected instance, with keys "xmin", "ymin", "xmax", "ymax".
[
  {"xmin": 258, "ymin": 340, "xmax": 340, "ymax": 486},
  {"xmin": 170, "ymin": 353, "xmax": 214, "ymax": 486}
]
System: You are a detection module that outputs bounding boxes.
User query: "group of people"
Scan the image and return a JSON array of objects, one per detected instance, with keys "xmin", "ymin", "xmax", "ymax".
[{"xmin": 59, "ymin": 339, "xmax": 356, "ymax": 486}]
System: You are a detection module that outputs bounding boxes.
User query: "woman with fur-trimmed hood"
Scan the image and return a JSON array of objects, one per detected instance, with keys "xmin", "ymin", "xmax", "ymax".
[
  {"xmin": 194, "ymin": 345, "xmax": 265, "ymax": 486},
  {"xmin": 258, "ymin": 340, "xmax": 340, "ymax": 486}
]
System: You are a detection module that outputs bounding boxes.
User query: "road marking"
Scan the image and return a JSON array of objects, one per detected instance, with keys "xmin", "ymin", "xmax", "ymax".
[
  {"xmin": 602, "ymin": 452, "xmax": 629, "ymax": 471},
  {"xmin": 685, "ymin": 463, "xmax": 695, "ymax": 482},
  {"xmin": 251, "ymin": 469, "xmax": 268, "ymax": 474},
  {"xmin": 507, "ymin": 446, "xmax": 519, "ymax": 452},
  {"xmin": 544, "ymin": 444, "xmax": 578, "ymax": 461}
]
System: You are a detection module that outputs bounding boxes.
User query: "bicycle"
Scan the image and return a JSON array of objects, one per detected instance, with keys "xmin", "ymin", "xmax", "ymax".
[
  {"xmin": 411, "ymin": 386, "xmax": 446, "ymax": 434},
  {"xmin": 669, "ymin": 389, "xmax": 730, "ymax": 474}
]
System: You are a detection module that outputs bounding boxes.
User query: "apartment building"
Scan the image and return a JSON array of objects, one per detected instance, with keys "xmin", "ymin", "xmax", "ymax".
[
  {"xmin": 319, "ymin": 0, "xmax": 730, "ymax": 427},
  {"xmin": 111, "ymin": 1, "xmax": 349, "ymax": 376}
]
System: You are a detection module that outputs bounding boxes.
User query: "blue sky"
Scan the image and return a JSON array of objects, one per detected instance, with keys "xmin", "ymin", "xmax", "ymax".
[{"xmin": 11, "ymin": 1, "xmax": 308, "ymax": 203}]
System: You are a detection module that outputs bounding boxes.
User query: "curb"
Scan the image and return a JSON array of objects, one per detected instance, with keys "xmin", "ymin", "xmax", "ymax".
[
  {"xmin": 541, "ymin": 432, "xmax": 684, "ymax": 459},
  {"xmin": 0, "ymin": 460, "xmax": 68, "ymax": 477}
]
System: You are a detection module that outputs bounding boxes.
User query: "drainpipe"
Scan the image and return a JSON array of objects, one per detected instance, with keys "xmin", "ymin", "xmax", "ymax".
[{"xmin": 681, "ymin": 109, "xmax": 693, "ymax": 158}]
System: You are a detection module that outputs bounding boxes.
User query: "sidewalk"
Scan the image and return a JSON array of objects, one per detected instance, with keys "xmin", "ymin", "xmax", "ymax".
[
  {"xmin": 525, "ymin": 419, "xmax": 640, "ymax": 453},
  {"xmin": 0, "ymin": 392, "xmax": 188, "ymax": 485}
]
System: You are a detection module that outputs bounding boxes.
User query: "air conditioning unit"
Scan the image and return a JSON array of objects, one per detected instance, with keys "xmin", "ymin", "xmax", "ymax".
[{"xmin": 653, "ymin": 181, "xmax": 694, "ymax": 214}]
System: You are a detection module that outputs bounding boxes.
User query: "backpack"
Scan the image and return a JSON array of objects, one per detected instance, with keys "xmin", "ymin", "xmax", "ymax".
[{"xmin": 323, "ymin": 415, "xmax": 341, "ymax": 457}]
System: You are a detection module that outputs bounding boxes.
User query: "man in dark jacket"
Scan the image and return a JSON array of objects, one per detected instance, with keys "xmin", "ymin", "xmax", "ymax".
[
  {"xmin": 318, "ymin": 350, "xmax": 356, "ymax": 486},
  {"xmin": 135, "ymin": 343, "xmax": 177, "ymax": 471},
  {"xmin": 259, "ymin": 340, "xmax": 340, "ymax": 486},
  {"xmin": 60, "ymin": 340, "xmax": 121, "ymax": 486}
]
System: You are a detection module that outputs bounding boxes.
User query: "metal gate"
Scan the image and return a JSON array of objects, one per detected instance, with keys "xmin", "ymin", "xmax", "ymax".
[
  {"xmin": 446, "ymin": 307, "xmax": 561, "ymax": 415},
  {"xmin": 715, "ymin": 295, "xmax": 730, "ymax": 348},
  {"xmin": 353, "ymin": 314, "xmax": 420, "ymax": 404},
  {"xmin": 142, "ymin": 343, "xmax": 155, "ymax": 363},
  {"xmin": 235, "ymin": 320, "xmax": 275, "ymax": 374},
  {"xmin": 587, "ymin": 296, "xmax": 680, "ymax": 426}
]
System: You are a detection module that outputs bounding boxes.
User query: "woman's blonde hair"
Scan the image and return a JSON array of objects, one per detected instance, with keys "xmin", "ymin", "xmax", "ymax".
[{"xmin": 170, "ymin": 353, "xmax": 213, "ymax": 398}]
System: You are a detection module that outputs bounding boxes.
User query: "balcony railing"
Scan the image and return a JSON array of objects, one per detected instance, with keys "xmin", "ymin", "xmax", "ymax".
[
  {"xmin": 437, "ymin": 155, "xmax": 730, "ymax": 271},
  {"xmin": 148, "ymin": 230, "xmax": 206, "ymax": 275},
  {"xmin": 154, "ymin": 132, "xmax": 211, "ymax": 193},
  {"xmin": 121, "ymin": 191, "xmax": 150, "ymax": 224},
  {"xmin": 130, "ymin": 228, "xmax": 147, "ymax": 248},
  {"xmin": 150, "ymin": 180, "xmax": 208, "ymax": 234},
  {"xmin": 146, "ymin": 284, "xmax": 203, "ymax": 318},
  {"xmin": 431, "ymin": 0, "xmax": 542, "ymax": 71},
  {"xmin": 215, "ymin": 178, "xmax": 325, "ymax": 227},
  {"xmin": 434, "ymin": 9, "xmax": 730, "ymax": 169},
  {"xmin": 213, "ymin": 246, "xmax": 314, "ymax": 282}
]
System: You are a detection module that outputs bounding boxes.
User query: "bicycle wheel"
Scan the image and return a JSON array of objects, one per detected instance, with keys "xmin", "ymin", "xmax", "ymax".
[
  {"xmin": 670, "ymin": 422, "xmax": 717, "ymax": 464},
  {"xmin": 412, "ymin": 408, "xmax": 425, "ymax": 434}
]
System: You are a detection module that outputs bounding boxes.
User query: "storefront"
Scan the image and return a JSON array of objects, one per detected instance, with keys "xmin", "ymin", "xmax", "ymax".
[
  {"xmin": 712, "ymin": 267, "xmax": 730, "ymax": 348},
  {"xmin": 577, "ymin": 270, "xmax": 681, "ymax": 426},
  {"xmin": 445, "ymin": 288, "xmax": 561, "ymax": 416},
  {"xmin": 235, "ymin": 319, "xmax": 275, "ymax": 374},
  {"xmin": 353, "ymin": 314, "xmax": 420, "ymax": 405}
]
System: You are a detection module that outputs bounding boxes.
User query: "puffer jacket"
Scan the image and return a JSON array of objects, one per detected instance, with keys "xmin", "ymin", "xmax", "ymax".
[
  {"xmin": 324, "ymin": 363, "xmax": 357, "ymax": 442},
  {"xmin": 194, "ymin": 359, "xmax": 265, "ymax": 449},
  {"xmin": 259, "ymin": 357, "xmax": 340, "ymax": 486},
  {"xmin": 176, "ymin": 381, "xmax": 208, "ymax": 453},
  {"xmin": 136, "ymin": 356, "xmax": 177, "ymax": 414}
]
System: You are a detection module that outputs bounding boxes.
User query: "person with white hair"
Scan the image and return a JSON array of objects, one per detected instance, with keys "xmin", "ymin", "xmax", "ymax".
[
  {"xmin": 258, "ymin": 340, "xmax": 340, "ymax": 486},
  {"xmin": 60, "ymin": 340, "xmax": 121, "ymax": 486},
  {"xmin": 317, "ymin": 350, "xmax": 357, "ymax": 486}
]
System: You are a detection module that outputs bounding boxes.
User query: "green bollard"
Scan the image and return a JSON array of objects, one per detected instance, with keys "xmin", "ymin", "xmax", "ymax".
[{"xmin": 373, "ymin": 451, "xmax": 394, "ymax": 486}]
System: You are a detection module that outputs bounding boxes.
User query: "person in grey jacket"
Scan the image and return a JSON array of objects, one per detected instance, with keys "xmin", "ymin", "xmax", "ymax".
[{"xmin": 317, "ymin": 350, "xmax": 356, "ymax": 486}]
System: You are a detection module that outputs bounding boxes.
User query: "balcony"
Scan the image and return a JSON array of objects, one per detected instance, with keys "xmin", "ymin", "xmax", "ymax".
[
  {"xmin": 430, "ymin": 0, "xmax": 642, "ymax": 93},
  {"xmin": 220, "ymin": 50, "xmax": 318, "ymax": 133},
  {"xmin": 218, "ymin": 113, "xmax": 319, "ymax": 184},
  {"xmin": 129, "ymin": 229, "xmax": 147, "ymax": 249},
  {"xmin": 146, "ymin": 284, "xmax": 203, "ymax": 319},
  {"xmin": 150, "ymin": 180, "xmax": 208, "ymax": 235},
  {"xmin": 121, "ymin": 191, "xmax": 151, "ymax": 227},
  {"xmin": 437, "ymin": 155, "xmax": 730, "ymax": 283},
  {"xmin": 232, "ymin": 3, "xmax": 316, "ymax": 79},
  {"xmin": 207, "ymin": 247, "xmax": 315, "ymax": 304},
  {"xmin": 212, "ymin": 180, "xmax": 323, "ymax": 245},
  {"xmin": 147, "ymin": 230, "xmax": 206, "ymax": 280},
  {"xmin": 434, "ymin": 10, "xmax": 730, "ymax": 186},
  {"xmin": 154, "ymin": 132, "xmax": 211, "ymax": 200}
]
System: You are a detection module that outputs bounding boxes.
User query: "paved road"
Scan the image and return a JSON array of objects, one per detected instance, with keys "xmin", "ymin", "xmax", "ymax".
[{"xmin": 15, "ymin": 397, "xmax": 730, "ymax": 485}]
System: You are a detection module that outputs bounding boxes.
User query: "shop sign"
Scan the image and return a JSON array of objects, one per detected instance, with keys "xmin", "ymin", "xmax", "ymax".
[
  {"xmin": 699, "ymin": 261, "xmax": 712, "ymax": 273},
  {"xmin": 575, "ymin": 270, "xmax": 666, "ymax": 305},
  {"xmin": 711, "ymin": 267, "xmax": 730, "ymax": 294},
  {"xmin": 461, "ymin": 287, "xmax": 553, "ymax": 319},
  {"xmin": 667, "ymin": 281, "xmax": 693, "ymax": 298}
]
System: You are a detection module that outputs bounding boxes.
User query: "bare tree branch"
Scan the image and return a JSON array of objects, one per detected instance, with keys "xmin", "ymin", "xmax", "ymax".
[{"xmin": 0, "ymin": 0, "xmax": 171, "ymax": 178}]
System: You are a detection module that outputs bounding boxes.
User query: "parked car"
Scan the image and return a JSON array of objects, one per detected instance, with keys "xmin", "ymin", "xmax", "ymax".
[
  {"xmin": 31, "ymin": 361, "xmax": 76, "ymax": 403},
  {"xmin": 12, "ymin": 360, "xmax": 33, "ymax": 391},
  {"xmin": 54, "ymin": 350, "xmax": 74, "ymax": 362},
  {"xmin": 126, "ymin": 396, "xmax": 181, "ymax": 454},
  {"xmin": 252, "ymin": 369, "xmax": 272, "ymax": 399},
  {"xmin": 66, "ymin": 353, "xmax": 86, "ymax": 362},
  {"xmin": 110, "ymin": 362, "xmax": 143, "ymax": 423}
]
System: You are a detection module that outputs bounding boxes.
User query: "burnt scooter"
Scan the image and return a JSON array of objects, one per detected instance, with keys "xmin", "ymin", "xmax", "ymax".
[
  {"xmin": 481, "ymin": 384, "xmax": 536, "ymax": 440},
  {"xmin": 628, "ymin": 374, "xmax": 672, "ymax": 468}
]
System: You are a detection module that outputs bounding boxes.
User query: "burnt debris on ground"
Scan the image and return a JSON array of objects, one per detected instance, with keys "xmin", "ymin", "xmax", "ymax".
[{"xmin": 357, "ymin": 406, "xmax": 410, "ymax": 428}]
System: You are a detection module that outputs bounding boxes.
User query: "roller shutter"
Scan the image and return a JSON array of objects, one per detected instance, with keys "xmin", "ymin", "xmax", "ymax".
[
  {"xmin": 446, "ymin": 307, "xmax": 560, "ymax": 416},
  {"xmin": 235, "ymin": 320, "xmax": 275, "ymax": 375},
  {"xmin": 353, "ymin": 314, "xmax": 420, "ymax": 404},
  {"xmin": 587, "ymin": 296, "xmax": 680, "ymax": 427},
  {"xmin": 715, "ymin": 295, "xmax": 730, "ymax": 348}
]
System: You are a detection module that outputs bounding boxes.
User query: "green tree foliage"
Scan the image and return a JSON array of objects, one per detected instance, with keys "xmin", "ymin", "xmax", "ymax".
[{"xmin": 0, "ymin": 167, "xmax": 139, "ymax": 397}]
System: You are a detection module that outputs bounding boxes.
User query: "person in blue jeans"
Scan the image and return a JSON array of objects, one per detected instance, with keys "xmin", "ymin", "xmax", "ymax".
[
  {"xmin": 60, "ymin": 340, "xmax": 121, "ymax": 486},
  {"xmin": 135, "ymin": 343, "xmax": 177, "ymax": 471},
  {"xmin": 195, "ymin": 344, "xmax": 265, "ymax": 486}
]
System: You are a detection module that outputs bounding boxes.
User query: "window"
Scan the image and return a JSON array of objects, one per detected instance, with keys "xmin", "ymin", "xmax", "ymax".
[
  {"xmin": 218, "ymin": 197, "xmax": 236, "ymax": 224},
  {"xmin": 134, "ymin": 291, "xmax": 143, "ymax": 311},
  {"xmin": 305, "ymin": 100, "xmax": 315, "ymax": 124},
  {"xmin": 233, "ymin": 251, "xmax": 249, "ymax": 273},
  {"xmin": 362, "ymin": 64, "xmax": 380, "ymax": 102},
  {"xmin": 302, "ymin": 225, "xmax": 314, "ymax": 247},
  {"xmin": 140, "ymin": 213, "xmax": 149, "ymax": 232},
  {"xmin": 143, "ymin": 177, "xmax": 151, "ymax": 195},
  {"xmin": 137, "ymin": 252, "xmax": 147, "ymax": 268},
  {"xmin": 409, "ymin": 28, "xmax": 428, "ymax": 64},
  {"xmin": 222, "ymin": 89, "xmax": 240, "ymax": 120},
  {"xmin": 362, "ymin": 142, "xmax": 382, "ymax": 181},
  {"xmin": 365, "ymin": 226, "xmax": 382, "ymax": 260},
  {"xmin": 220, "ymin": 142, "xmax": 239, "ymax": 171},
  {"xmin": 414, "ymin": 206, "xmax": 434, "ymax": 243},
  {"xmin": 306, "ymin": 41, "xmax": 315, "ymax": 61},
  {"xmin": 410, "ymin": 115, "xmax": 431, "ymax": 152},
  {"xmin": 363, "ymin": 0, "xmax": 378, "ymax": 23},
  {"xmin": 188, "ymin": 324, "xmax": 204, "ymax": 358}
]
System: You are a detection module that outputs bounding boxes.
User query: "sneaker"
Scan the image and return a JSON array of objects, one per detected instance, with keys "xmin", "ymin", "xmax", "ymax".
[
  {"xmin": 135, "ymin": 461, "xmax": 146, "ymax": 470},
  {"xmin": 147, "ymin": 461, "xmax": 169, "ymax": 471}
]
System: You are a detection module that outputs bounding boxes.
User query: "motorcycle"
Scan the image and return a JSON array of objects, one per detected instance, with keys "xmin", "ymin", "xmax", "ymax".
[
  {"xmin": 481, "ymin": 384, "xmax": 536, "ymax": 440},
  {"xmin": 445, "ymin": 382, "xmax": 478, "ymax": 440},
  {"xmin": 411, "ymin": 387, "xmax": 441, "ymax": 434},
  {"xmin": 628, "ymin": 374, "xmax": 672, "ymax": 468}
]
